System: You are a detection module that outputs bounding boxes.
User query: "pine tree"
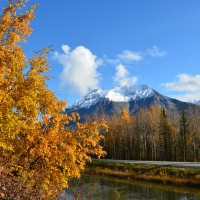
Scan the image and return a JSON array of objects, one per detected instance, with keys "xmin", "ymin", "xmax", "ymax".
[
  {"xmin": 179, "ymin": 109, "xmax": 189, "ymax": 161},
  {"xmin": 158, "ymin": 108, "xmax": 172, "ymax": 160}
]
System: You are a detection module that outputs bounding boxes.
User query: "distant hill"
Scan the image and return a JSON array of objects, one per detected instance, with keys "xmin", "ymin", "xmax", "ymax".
[{"xmin": 64, "ymin": 85, "xmax": 198, "ymax": 119}]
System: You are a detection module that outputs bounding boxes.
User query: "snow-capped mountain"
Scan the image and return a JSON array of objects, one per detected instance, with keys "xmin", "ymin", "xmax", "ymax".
[
  {"xmin": 65, "ymin": 84, "xmax": 197, "ymax": 118},
  {"xmin": 68, "ymin": 85, "xmax": 154, "ymax": 110}
]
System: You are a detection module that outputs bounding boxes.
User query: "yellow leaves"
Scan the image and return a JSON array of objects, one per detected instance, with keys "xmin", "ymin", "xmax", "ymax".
[
  {"xmin": 120, "ymin": 108, "xmax": 131, "ymax": 124},
  {"xmin": 0, "ymin": 0, "xmax": 108, "ymax": 198},
  {"xmin": 4, "ymin": 107, "xmax": 108, "ymax": 194},
  {"xmin": 0, "ymin": 0, "xmax": 37, "ymax": 47},
  {"xmin": 9, "ymin": 32, "xmax": 20, "ymax": 44}
]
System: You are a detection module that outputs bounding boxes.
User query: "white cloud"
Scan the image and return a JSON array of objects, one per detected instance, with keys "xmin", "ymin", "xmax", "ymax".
[
  {"xmin": 118, "ymin": 77, "xmax": 138, "ymax": 87},
  {"xmin": 147, "ymin": 46, "xmax": 167, "ymax": 57},
  {"xmin": 171, "ymin": 93, "xmax": 200, "ymax": 103},
  {"xmin": 118, "ymin": 50, "xmax": 142, "ymax": 62},
  {"xmin": 106, "ymin": 58, "xmax": 120, "ymax": 65},
  {"xmin": 114, "ymin": 64, "xmax": 129, "ymax": 81},
  {"xmin": 164, "ymin": 74, "xmax": 200, "ymax": 92},
  {"xmin": 163, "ymin": 74, "xmax": 200, "ymax": 102},
  {"xmin": 54, "ymin": 45, "xmax": 102, "ymax": 95},
  {"xmin": 113, "ymin": 64, "xmax": 138, "ymax": 86},
  {"xmin": 106, "ymin": 46, "xmax": 166, "ymax": 66}
]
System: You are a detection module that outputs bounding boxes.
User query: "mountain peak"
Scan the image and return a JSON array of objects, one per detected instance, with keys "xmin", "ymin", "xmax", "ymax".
[{"xmin": 68, "ymin": 84, "xmax": 154, "ymax": 110}]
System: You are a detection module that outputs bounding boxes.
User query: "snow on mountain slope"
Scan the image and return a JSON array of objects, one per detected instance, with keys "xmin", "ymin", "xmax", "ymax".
[
  {"xmin": 106, "ymin": 85, "xmax": 154, "ymax": 102},
  {"xmin": 68, "ymin": 89, "xmax": 108, "ymax": 110},
  {"xmin": 68, "ymin": 85, "xmax": 154, "ymax": 110}
]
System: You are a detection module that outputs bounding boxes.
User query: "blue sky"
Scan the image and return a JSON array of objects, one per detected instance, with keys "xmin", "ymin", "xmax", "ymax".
[{"xmin": 6, "ymin": 0, "xmax": 200, "ymax": 105}]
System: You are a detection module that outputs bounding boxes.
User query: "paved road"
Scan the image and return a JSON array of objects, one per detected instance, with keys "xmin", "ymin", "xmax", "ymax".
[{"xmin": 92, "ymin": 159, "xmax": 200, "ymax": 168}]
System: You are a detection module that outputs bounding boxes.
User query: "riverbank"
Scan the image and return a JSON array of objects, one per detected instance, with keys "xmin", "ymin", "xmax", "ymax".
[{"xmin": 85, "ymin": 160, "xmax": 200, "ymax": 187}]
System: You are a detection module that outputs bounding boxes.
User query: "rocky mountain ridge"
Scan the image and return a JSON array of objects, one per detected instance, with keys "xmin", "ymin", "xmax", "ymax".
[
  {"xmin": 68, "ymin": 85, "xmax": 154, "ymax": 110},
  {"xmin": 65, "ymin": 84, "xmax": 197, "ymax": 118}
]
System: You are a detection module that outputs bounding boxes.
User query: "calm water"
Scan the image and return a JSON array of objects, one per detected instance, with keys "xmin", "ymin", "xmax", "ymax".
[{"xmin": 60, "ymin": 173, "xmax": 200, "ymax": 200}]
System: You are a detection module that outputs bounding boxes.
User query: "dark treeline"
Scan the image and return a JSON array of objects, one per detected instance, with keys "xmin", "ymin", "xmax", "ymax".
[{"xmin": 86, "ymin": 105, "xmax": 200, "ymax": 162}]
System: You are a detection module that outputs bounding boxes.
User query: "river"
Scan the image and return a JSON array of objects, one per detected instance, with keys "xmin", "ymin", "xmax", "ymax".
[{"xmin": 59, "ymin": 173, "xmax": 200, "ymax": 200}]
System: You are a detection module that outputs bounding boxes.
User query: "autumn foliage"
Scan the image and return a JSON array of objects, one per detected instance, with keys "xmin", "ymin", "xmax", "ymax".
[
  {"xmin": 0, "ymin": 0, "xmax": 107, "ymax": 198},
  {"xmin": 101, "ymin": 105, "xmax": 200, "ymax": 162}
]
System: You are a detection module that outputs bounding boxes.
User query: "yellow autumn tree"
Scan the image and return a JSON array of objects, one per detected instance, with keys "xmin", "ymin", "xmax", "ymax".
[
  {"xmin": 0, "ymin": 0, "xmax": 107, "ymax": 198},
  {"xmin": 119, "ymin": 108, "xmax": 132, "ymax": 159}
]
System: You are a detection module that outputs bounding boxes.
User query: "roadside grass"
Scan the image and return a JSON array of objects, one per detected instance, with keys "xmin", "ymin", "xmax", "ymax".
[{"xmin": 85, "ymin": 160, "xmax": 200, "ymax": 187}]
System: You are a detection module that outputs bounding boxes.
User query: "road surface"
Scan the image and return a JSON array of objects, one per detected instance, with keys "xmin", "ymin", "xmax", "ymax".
[{"xmin": 92, "ymin": 159, "xmax": 200, "ymax": 168}]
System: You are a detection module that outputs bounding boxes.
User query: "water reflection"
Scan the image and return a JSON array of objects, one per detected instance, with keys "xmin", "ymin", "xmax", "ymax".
[{"xmin": 61, "ymin": 173, "xmax": 200, "ymax": 200}]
